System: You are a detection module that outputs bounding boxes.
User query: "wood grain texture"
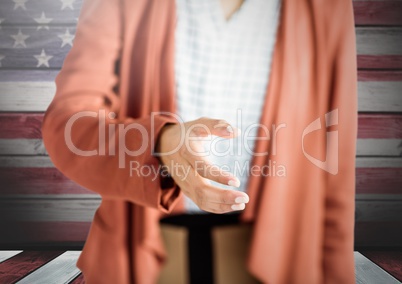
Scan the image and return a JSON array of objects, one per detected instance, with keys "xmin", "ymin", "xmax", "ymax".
[
  {"xmin": 358, "ymin": 114, "xmax": 402, "ymax": 139},
  {"xmin": 353, "ymin": 1, "xmax": 402, "ymax": 26},
  {"xmin": 1, "ymin": 113, "xmax": 401, "ymax": 140},
  {"xmin": 2, "ymin": 156, "xmax": 400, "ymax": 169},
  {"xmin": 355, "ymin": 200, "xmax": 402, "ymax": 222},
  {"xmin": 0, "ymin": 197, "xmax": 400, "ymax": 222},
  {"xmin": 357, "ymin": 55, "xmax": 402, "ymax": 70},
  {"xmin": 0, "ymin": 198, "xmax": 100, "ymax": 222},
  {"xmin": 0, "ymin": 139, "xmax": 47, "ymax": 155},
  {"xmin": 70, "ymin": 274, "xmax": 85, "ymax": 284},
  {"xmin": 16, "ymin": 251, "xmax": 81, "ymax": 284},
  {"xmin": 0, "ymin": 113, "xmax": 43, "ymax": 139},
  {"xmin": 358, "ymin": 81, "xmax": 402, "ymax": 112},
  {"xmin": 0, "ymin": 221, "xmax": 400, "ymax": 247},
  {"xmin": 358, "ymin": 71, "xmax": 402, "ymax": 82},
  {"xmin": 0, "ymin": 251, "xmax": 63, "ymax": 283},
  {"xmin": 356, "ymin": 28, "xmax": 402, "ymax": 56},
  {"xmin": 0, "ymin": 27, "xmax": 401, "ymax": 69},
  {"xmin": 355, "ymin": 222, "xmax": 402, "ymax": 247},
  {"xmin": 356, "ymin": 139, "xmax": 402, "ymax": 156},
  {"xmin": 0, "ymin": 166, "xmax": 400, "ymax": 195},
  {"xmin": 0, "ymin": 81, "xmax": 55, "ymax": 111},
  {"xmin": 2, "ymin": 251, "xmax": 401, "ymax": 284},
  {"xmin": 0, "ymin": 251, "xmax": 22, "ymax": 263},
  {"xmin": 0, "ymin": 222, "xmax": 91, "ymax": 244},
  {"xmin": 354, "ymin": 252, "xmax": 400, "ymax": 284},
  {"xmin": 2, "ymin": 70, "xmax": 401, "ymax": 83},
  {"xmin": 1, "ymin": 138, "xmax": 400, "ymax": 156},
  {"xmin": 0, "ymin": 167, "xmax": 94, "ymax": 195},
  {"xmin": 0, "ymin": 26, "xmax": 76, "ymax": 69},
  {"xmin": 1, "ymin": 0, "xmax": 400, "ymax": 25},
  {"xmin": 0, "ymin": 156, "xmax": 54, "ymax": 167},
  {"xmin": 0, "ymin": 0, "xmax": 81, "ymax": 25},
  {"xmin": 356, "ymin": 168, "xmax": 402, "ymax": 194},
  {"xmin": 356, "ymin": 158, "xmax": 402, "ymax": 168},
  {"xmin": 1, "ymin": 80, "xmax": 401, "ymax": 112},
  {"xmin": 361, "ymin": 250, "xmax": 402, "ymax": 282},
  {"xmin": 0, "ymin": 70, "xmax": 59, "ymax": 82}
]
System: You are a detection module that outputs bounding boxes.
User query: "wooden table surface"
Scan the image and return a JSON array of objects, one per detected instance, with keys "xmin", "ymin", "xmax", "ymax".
[{"xmin": 0, "ymin": 250, "xmax": 401, "ymax": 284}]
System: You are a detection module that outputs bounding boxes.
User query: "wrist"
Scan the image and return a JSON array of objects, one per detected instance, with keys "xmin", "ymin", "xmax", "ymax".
[{"xmin": 155, "ymin": 123, "xmax": 175, "ymax": 165}]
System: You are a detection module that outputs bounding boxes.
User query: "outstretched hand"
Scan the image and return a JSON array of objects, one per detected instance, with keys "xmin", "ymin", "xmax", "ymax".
[{"xmin": 157, "ymin": 117, "xmax": 249, "ymax": 214}]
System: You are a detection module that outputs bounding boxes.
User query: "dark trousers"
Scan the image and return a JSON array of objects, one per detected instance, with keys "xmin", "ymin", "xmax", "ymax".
[{"xmin": 160, "ymin": 212, "xmax": 241, "ymax": 284}]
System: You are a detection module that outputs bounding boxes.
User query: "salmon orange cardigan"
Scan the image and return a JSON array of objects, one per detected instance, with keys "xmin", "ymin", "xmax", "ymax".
[{"xmin": 42, "ymin": 0, "xmax": 358, "ymax": 283}]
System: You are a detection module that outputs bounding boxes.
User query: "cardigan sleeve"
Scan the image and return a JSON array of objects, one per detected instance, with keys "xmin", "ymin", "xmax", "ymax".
[
  {"xmin": 323, "ymin": 1, "xmax": 358, "ymax": 282},
  {"xmin": 41, "ymin": 0, "xmax": 181, "ymax": 213}
]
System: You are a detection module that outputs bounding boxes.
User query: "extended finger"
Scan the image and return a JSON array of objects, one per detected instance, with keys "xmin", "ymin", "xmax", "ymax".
[
  {"xmin": 190, "ymin": 178, "xmax": 249, "ymax": 205},
  {"xmin": 198, "ymin": 201, "xmax": 246, "ymax": 214},
  {"xmin": 195, "ymin": 159, "xmax": 240, "ymax": 187},
  {"xmin": 202, "ymin": 186, "xmax": 249, "ymax": 204},
  {"xmin": 182, "ymin": 147, "xmax": 240, "ymax": 187}
]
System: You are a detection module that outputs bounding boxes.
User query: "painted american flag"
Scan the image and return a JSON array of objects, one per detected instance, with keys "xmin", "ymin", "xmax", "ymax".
[{"xmin": 0, "ymin": 0, "xmax": 400, "ymax": 252}]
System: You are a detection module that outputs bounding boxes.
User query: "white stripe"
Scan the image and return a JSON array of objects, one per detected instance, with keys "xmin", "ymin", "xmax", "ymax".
[
  {"xmin": 0, "ymin": 156, "xmax": 400, "ymax": 168},
  {"xmin": 358, "ymin": 81, "xmax": 402, "ymax": 112},
  {"xmin": 0, "ymin": 156, "xmax": 54, "ymax": 168},
  {"xmin": 356, "ymin": 157, "xmax": 402, "ymax": 168},
  {"xmin": 0, "ymin": 138, "xmax": 400, "ymax": 157},
  {"xmin": 0, "ymin": 81, "xmax": 400, "ymax": 112},
  {"xmin": 354, "ymin": 252, "xmax": 401, "ymax": 284},
  {"xmin": 0, "ymin": 139, "xmax": 47, "ymax": 155},
  {"xmin": 356, "ymin": 139, "xmax": 402, "ymax": 157},
  {"xmin": 17, "ymin": 251, "xmax": 81, "ymax": 284},
  {"xmin": 0, "ymin": 82, "xmax": 55, "ymax": 112},
  {"xmin": 0, "ymin": 251, "xmax": 22, "ymax": 263},
  {"xmin": 356, "ymin": 27, "xmax": 402, "ymax": 55}
]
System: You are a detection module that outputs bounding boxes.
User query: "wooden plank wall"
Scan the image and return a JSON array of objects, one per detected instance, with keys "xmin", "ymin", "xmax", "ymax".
[{"xmin": 0, "ymin": 0, "xmax": 401, "ymax": 248}]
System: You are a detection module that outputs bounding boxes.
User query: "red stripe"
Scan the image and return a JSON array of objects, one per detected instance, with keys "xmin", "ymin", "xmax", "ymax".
[
  {"xmin": 358, "ymin": 70, "xmax": 402, "ymax": 82},
  {"xmin": 0, "ymin": 168, "xmax": 93, "ymax": 195},
  {"xmin": 70, "ymin": 274, "xmax": 85, "ymax": 284},
  {"xmin": 358, "ymin": 55, "xmax": 402, "ymax": 70},
  {"xmin": 0, "ymin": 167, "xmax": 400, "ymax": 195},
  {"xmin": 0, "ymin": 113, "xmax": 43, "ymax": 139},
  {"xmin": 353, "ymin": 1, "xmax": 402, "ymax": 26},
  {"xmin": 356, "ymin": 168, "xmax": 402, "ymax": 194},
  {"xmin": 358, "ymin": 114, "xmax": 402, "ymax": 139},
  {"xmin": 0, "ymin": 251, "xmax": 64, "ymax": 283},
  {"xmin": 1, "ymin": 113, "xmax": 402, "ymax": 139},
  {"xmin": 360, "ymin": 250, "xmax": 402, "ymax": 281}
]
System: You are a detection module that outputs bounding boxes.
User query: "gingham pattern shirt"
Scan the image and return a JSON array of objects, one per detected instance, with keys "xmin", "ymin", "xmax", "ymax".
[{"xmin": 175, "ymin": 0, "xmax": 281, "ymax": 212}]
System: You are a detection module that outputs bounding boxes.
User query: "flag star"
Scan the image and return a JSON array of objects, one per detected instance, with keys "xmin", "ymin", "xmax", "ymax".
[
  {"xmin": 60, "ymin": 0, "xmax": 75, "ymax": 10},
  {"xmin": 58, "ymin": 28, "xmax": 74, "ymax": 47},
  {"xmin": 34, "ymin": 12, "xmax": 53, "ymax": 30},
  {"xmin": 10, "ymin": 29, "xmax": 30, "ymax": 48},
  {"xmin": 13, "ymin": 0, "xmax": 28, "ymax": 10},
  {"xmin": 0, "ymin": 55, "xmax": 5, "ymax": 67},
  {"xmin": 34, "ymin": 49, "xmax": 53, "ymax": 67}
]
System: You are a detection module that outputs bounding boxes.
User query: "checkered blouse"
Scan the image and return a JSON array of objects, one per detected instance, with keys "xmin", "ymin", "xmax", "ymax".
[{"xmin": 174, "ymin": 0, "xmax": 281, "ymax": 212}]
